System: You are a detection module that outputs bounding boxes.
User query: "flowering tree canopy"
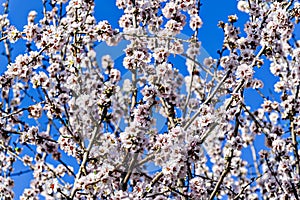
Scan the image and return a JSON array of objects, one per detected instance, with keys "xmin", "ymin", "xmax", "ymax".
[{"xmin": 0, "ymin": 0, "xmax": 300, "ymax": 199}]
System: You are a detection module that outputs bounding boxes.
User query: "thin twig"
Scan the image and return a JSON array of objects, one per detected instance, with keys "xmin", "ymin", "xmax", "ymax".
[
  {"xmin": 121, "ymin": 152, "xmax": 139, "ymax": 190},
  {"xmin": 209, "ymin": 149, "xmax": 234, "ymax": 200},
  {"xmin": 70, "ymin": 109, "xmax": 104, "ymax": 198},
  {"xmin": 233, "ymin": 175, "xmax": 262, "ymax": 200},
  {"xmin": 183, "ymin": 69, "xmax": 231, "ymax": 131}
]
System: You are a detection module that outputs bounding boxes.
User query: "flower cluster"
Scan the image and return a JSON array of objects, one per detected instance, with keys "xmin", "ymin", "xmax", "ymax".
[{"xmin": 0, "ymin": 0, "xmax": 300, "ymax": 199}]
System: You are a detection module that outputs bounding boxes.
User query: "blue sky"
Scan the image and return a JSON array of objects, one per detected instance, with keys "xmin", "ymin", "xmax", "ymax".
[{"xmin": 1, "ymin": 0, "xmax": 299, "ymax": 198}]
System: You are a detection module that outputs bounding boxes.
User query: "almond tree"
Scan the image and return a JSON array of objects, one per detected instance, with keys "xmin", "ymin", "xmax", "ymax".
[{"xmin": 0, "ymin": 0, "xmax": 300, "ymax": 199}]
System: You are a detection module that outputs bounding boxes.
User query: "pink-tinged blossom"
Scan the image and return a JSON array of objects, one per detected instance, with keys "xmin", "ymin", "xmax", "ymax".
[
  {"xmin": 153, "ymin": 48, "xmax": 170, "ymax": 63},
  {"xmin": 6, "ymin": 26, "xmax": 20, "ymax": 43},
  {"xmin": 164, "ymin": 19, "xmax": 183, "ymax": 36},
  {"xmin": 170, "ymin": 39, "xmax": 184, "ymax": 55},
  {"xmin": 141, "ymin": 85, "xmax": 156, "ymax": 102},
  {"xmin": 31, "ymin": 71, "xmax": 50, "ymax": 89},
  {"xmin": 190, "ymin": 15, "xmax": 203, "ymax": 31},
  {"xmin": 274, "ymin": 80, "xmax": 286, "ymax": 93},
  {"xmin": 236, "ymin": 64, "xmax": 253, "ymax": 80},
  {"xmin": 0, "ymin": 14, "xmax": 9, "ymax": 29},
  {"xmin": 272, "ymin": 138, "xmax": 286, "ymax": 153},
  {"xmin": 58, "ymin": 136, "xmax": 79, "ymax": 157},
  {"xmin": 0, "ymin": 182, "xmax": 14, "ymax": 199},
  {"xmin": 20, "ymin": 189, "xmax": 38, "ymax": 200},
  {"xmin": 162, "ymin": 2, "xmax": 178, "ymax": 19},
  {"xmin": 261, "ymin": 100, "xmax": 274, "ymax": 113},
  {"xmin": 269, "ymin": 112, "xmax": 279, "ymax": 124},
  {"xmin": 122, "ymin": 79, "xmax": 132, "ymax": 92},
  {"xmin": 95, "ymin": 20, "xmax": 115, "ymax": 41},
  {"xmin": 270, "ymin": 63, "xmax": 285, "ymax": 76},
  {"xmin": 23, "ymin": 24, "xmax": 40, "ymax": 42},
  {"xmin": 203, "ymin": 57, "xmax": 216, "ymax": 67},
  {"xmin": 237, "ymin": 1, "xmax": 250, "ymax": 13},
  {"xmin": 27, "ymin": 10, "xmax": 37, "ymax": 24},
  {"xmin": 102, "ymin": 54, "xmax": 114, "ymax": 72},
  {"xmin": 28, "ymin": 104, "xmax": 43, "ymax": 119},
  {"xmin": 109, "ymin": 69, "xmax": 121, "ymax": 83},
  {"xmin": 250, "ymin": 79, "xmax": 264, "ymax": 89},
  {"xmin": 186, "ymin": 41, "xmax": 201, "ymax": 57}
]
